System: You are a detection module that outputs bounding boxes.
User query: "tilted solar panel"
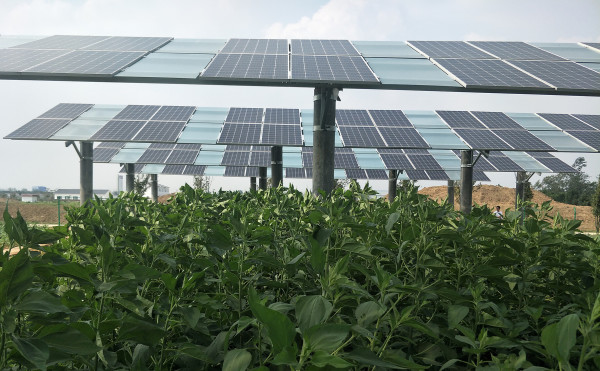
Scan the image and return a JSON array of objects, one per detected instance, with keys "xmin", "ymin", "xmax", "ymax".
[
  {"xmin": 538, "ymin": 113, "xmax": 596, "ymax": 130},
  {"xmin": 151, "ymin": 106, "xmax": 196, "ymax": 121},
  {"xmin": 11, "ymin": 35, "xmax": 111, "ymax": 50},
  {"xmin": 378, "ymin": 127, "xmax": 429, "ymax": 148},
  {"xmin": 264, "ymin": 108, "xmax": 301, "ymax": 125},
  {"xmin": 291, "ymin": 39, "xmax": 359, "ymax": 56},
  {"xmin": 203, "ymin": 53, "xmax": 288, "ymax": 80},
  {"xmin": 3, "ymin": 118, "xmax": 70, "ymax": 139},
  {"xmin": 221, "ymin": 38, "xmax": 288, "ymax": 54},
  {"xmin": 221, "ymin": 151, "xmax": 250, "ymax": 166},
  {"xmin": 491, "ymin": 130, "xmax": 555, "ymax": 151},
  {"xmin": 114, "ymin": 105, "xmax": 161, "ymax": 120},
  {"xmin": 407, "ymin": 154, "xmax": 443, "ymax": 170},
  {"xmin": 437, "ymin": 111, "xmax": 486, "ymax": 129},
  {"xmin": 0, "ymin": 49, "xmax": 72, "ymax": 72},
  {"xmin": 90, "ymin": 120, "xmax": 146, "ymax": 141},
  {"xmin": 468, "ymin": 41, "xmax": 566, "ymax": 61},
  {"xmin": 565, "ymin": 131, "xmax": 600, "ymax": 150},
  {"xmin": 291, "ymin": 55, "xmax": 378, "ymax": 82},
  {"xmin": 93, "ymin": 147, "xmax": 120, "ymax": 162},
  {"xmin": 380, "ymin": 153, "xmax": 414, "ymax": 170},
  {"xmin": 572, "ymin": 114, "xmax": 600, "ymax": 130},
  {"xmin": 369, "ymin": 110, "xmax": 413, "ymax": 127},
  {"xmin": 408, "ymin": 41, "xmax": 495, "ymax": 59},
  {"xmin": 338, "ymin": 126, "xmax": 385, "ymax": 147},
  {"xmin": 486, "ymin": 154, "xmax": 524, "ymax": 171},
  {"xmin": 132, "ymin": 121, "xmax": 186, "ymax": 142},
  {"xmin": 261, "ymin": 124, "xmax": 303, "ymax": 145},
  {"xmin": 471, "ymin": 111, "xmax": 525, "ymax": 129},
  {"xmin": 25, "ymin": 50, "xmax": 146, "ymax": 76},
  {"xmin": 453, "ymin": 129, "xmax": 513, "ymax": 150},
  {"xmin": 136, "ymin": 149, "xmax": 171, "ymax": 164},
  {"xmin": 509, "ymin": 61, "xmax": 600, "ymax": 91},
  {"xmin": 217, "ymin": 123, "xmax": 262, "ymax": 144},
  {"xmin": 224, "ymin": 166, "xmax": 246, "ymax": 177},
  {"xmin": 38, "ymin": 103, "xmax": 94, "ymax": 119},
  {"xmin": 162, "ymin": 164, "xmax": 186, "ymax": 175},
  {"xmin": 225, "ymin": 107, "xmax": 264, "ymax": 123},
  {"xmin": 183, "ymin": 165, "xmax": 206, "ymax": 175},
  {"xmin": 165, "ymin": 149, "xmax": 198, "ymax": 164}
]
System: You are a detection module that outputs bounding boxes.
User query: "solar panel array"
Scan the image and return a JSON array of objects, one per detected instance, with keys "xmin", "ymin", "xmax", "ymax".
[
  {"xmin": 526, "ymin": 152, "xmax": 578, "ymax": 173},
  {"xmin": 5, "ymin": 103, "xmax": 92, "ymax": 139},
  {"xmin": 218, "ymin": 107, "xmax": 302, "ymax": 145}
]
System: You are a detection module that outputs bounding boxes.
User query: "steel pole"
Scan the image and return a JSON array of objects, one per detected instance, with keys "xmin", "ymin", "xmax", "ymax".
[
  {"xmin": 250, "ymin": 177, "xmax": 257, "ymax": 192},
  {"xmin": 312, "ymin": 87, "xmax": 338, "ymax": 196},
  {"xmin": 79, "ymin": 141, "xmax": 93, "ymax": 206},
  {"xmin": 460, "ymin": 150, "xmax": 473, "ymax": 214},
  {"xmin": 447, "ymin": 179, "xmax": 455, "ymax": 209},
  {"xmin": 259, "ymin": 167, "xmax": 267, "ymax": 190},
  {"xmin": 271, "ymin": 146, "xmax": 283, "ymax": 188},
  {"xmin": 388, "ymin": 170, "xmax": 397, "ymax": 202},
  {"xmin": 150, "ymin": 174, "xmax": 158, "ymax": 202}
]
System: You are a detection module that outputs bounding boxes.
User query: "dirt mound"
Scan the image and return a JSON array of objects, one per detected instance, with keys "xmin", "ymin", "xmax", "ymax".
[
  {"xmin": 158, "ymin": 193, "xmax": 177, "ymax": 204},
  {"xmin": 0, "ymin": 198, "xmax": 72, "ymax": 225},
  {"xmin": 419, "ymin": 185, "xmax": 595, "ymax": 231}
]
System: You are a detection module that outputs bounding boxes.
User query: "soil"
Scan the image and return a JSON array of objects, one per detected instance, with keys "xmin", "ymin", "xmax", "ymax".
[
  {"xmin": 0, "ymin": 198, "xmax": 75, "ymax": 225},
  {"xmin": 419, "ymin": 185, "xmax": 595, "ymax": 232}
]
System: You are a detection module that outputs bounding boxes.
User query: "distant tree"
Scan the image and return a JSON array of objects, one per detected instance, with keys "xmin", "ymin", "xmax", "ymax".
[
  {"xmin": 193, "ymin": 176, "xmax": 211, "ymax": 192},
  {"xmin": 593, "ymin": 176, "xmax": 600, "ymax": 233},
  {"xmin": 534, "ymin": 157, "xmax": 596, "ymax": 206},
  {"xmin": 334, "ymin": 178, "xmax": 351, "ymax": 190},
  {"xmin": 133, "ymin": 175, "xmax": 150, "ymax": 195}
]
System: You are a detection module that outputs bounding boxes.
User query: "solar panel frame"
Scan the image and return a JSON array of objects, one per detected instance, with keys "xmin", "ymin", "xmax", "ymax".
[
  {"xmin": 165, "ymin": 150, "xmax": 198, "ymax": 164},
  {"xmin": 407, "ymin": 41, "xmax": 496, "ymax": 59},
  {"xmin": 131, "ymin": 121, "xmax": 186, "ymax": 142},
  {"xmin": 539, "ymin": 113, "xmax": 596, "ymax": 130},
  {"xmin": 378, "ymin": 127, "xmax": 429, "ymax": 148},
  {"xmin": 582, "ymin": 42, "xmax": 600, "ymax": 52},
  {"xmin": 336, "ymin": 109, "xmax": 374, "ymax": 126},
  {"xmin": 468, "ymin": 41, "xmax": 566, "ymax": 61},
  {"xmin": 90, "ymin": 120, "xmax": 146, "ymax": 141},
  {"xmin": 508, "ymin": 60, "xmax": 600, "ymax": 91},
  {"xmin": 148, "ymin": 143, "xmax": 176, "ymax": 149},
  {"xmin": 369, "ymin": 110, "xmax": 413, "ymax": 127}
]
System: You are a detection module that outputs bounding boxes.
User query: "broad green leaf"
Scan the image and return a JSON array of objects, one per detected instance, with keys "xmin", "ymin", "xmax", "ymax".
[
  {"xmin": 385, "ymin": 212, "xmax": 400, "ymax": 235},
  {"xmin": 305, "ymin": 323, "xmax": 350, "ymax": 353},
  {"xmin": 0, "ymin": 248, "xmax": 33, "ymax": 307},
  {"xmin": 344, "ymin": 348, "xmax": 402, "ymax": 369},
  {"xmin": 16, "ymin": 291, "xmax": 70, "ymax": 314},
  {"xmin": 440, "ymin": 358, "xmax": 459, "ymax": 370},
  {"xmin": 11, "ymin": 335, "xmax": 49, "ymax": 371},
  {"xmin": 178, "ymin": 343, "xmax": 211, "ymax": 362},
  {"xmin": 271, "ymin": 345, "xmax": 298, "ymax": 366},
  {"xmin": 310, "ymin": 238, "xmax": 326, "ymax": 274},
  {"xmin": 541, "ymin": 323, "xmax": 559, "ymax": 360},
  {"xmin": 355, "ymin": 301, "xmax": 385, "ymax": 327},
  {"xmin": 118, "ymin": 315, "xmax": 166, "ymax": 346},
  {"xmin": 42, "ymin": 327, "xmax": 100, "ymax": 355},
  {"xmin": 223, "ymin": 349, "xmax": 252, "ymax": 371},
  {"xmin": 295, "ymin": 295, "xmax": 333, "ymax": 333},
  {"xmin": 455, "ymin": 335, "xmax": 476, "ymax": 348},
  {"xmin": 448, "ymin": 305, "xmax": 469, "ymax": 329},
  {"xmin": 556, "ymin": 314, "xmax": 579, "ymax": 363},
  {"xmin": 310, "ymin": 350, "xmax": 353, "ymax": 368},
  {"xmin": 248, "ymin": 288, "xmax": 295, "ymax": 354}
]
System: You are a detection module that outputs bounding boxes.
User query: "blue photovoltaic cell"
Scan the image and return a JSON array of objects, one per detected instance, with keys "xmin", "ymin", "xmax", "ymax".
[
  {"xmin": 334, "ymin": 153, "xmax": 359, "ymax": 169},
  {"xmin": 113, "ymin": 105, "xmax": 160, "ymax": 120},
  {"xmin": 148, "ymin": 143, "xmax": 176, "ymax": 149},
  {"xmin": 183, "ymin": 165, "xmax": 206, "ymax": 175},
  {"xmin": 90, "ymin": 120, "xmax": 146, "ymax": 141},
  {"xmin": 473, "ymin": 156, "xmax": 497, "ymax": 171},
  {"xmin": 286, "ymin": 168, "xmax": 307, "ymax": 178},
  {"xmin": 508, "ymin": 60, "xmax": 600, "ymax": 91},
  {"xmin": 366, "ymin": 169, "xmax": 387, "ymax": 179},
  {"xmin": 345, "ymin": 169, "xmax": 367, "ymax": 179},
  {"xmin": 37, "ymin": 103, "xmax": 93, "ymax": 119},
  {"xmin": 491, "ymin": 130, "xmax": 555, "ymax": 151},
  {"xmin": 96, "ymin": 142, "xmax": 125, "ymax": 149},
  {"xmin": 249, "ymin": 151, "xmax": 271, "ymax": 166},
  {"xmin": 528, "ymin": 156, "xmax": 577, "ymax": 173},
  {"xmin": 486, "ymin": 154, "xmax": 525, "ymax": 171},
  {"xmin": 224, "ymin": 167, "xmax": 246, "ymax": 177},
  {"xmin": 434, "ymin": 59, "xmax": 552, "ymax": 89},
  {"xmin": 25, "ymin": 50, "xmax": 145, "ymax": 75},
  {"xmin": 291, "ymin": 39, "xmax": 359, "ymax": 56},
  {"xmin": 437, "ymin": 111, "xmax": 486, "ymax": 129},
  {"xmin": 132, "ymin": 121, "xmax": 186, "ymax": 142},
  {"xmin": 471, "ymin": 111, "xmax": 525, "ymax": 129},
  {"xmin": 218, "ymin": 123, "xmax": 262, "ymax": 144},
  {"xmin": 11, "ymin": 35, "xmax": 111, "ymax": 50},
  {"xmin": 380, "ymin": 154, "xmax": 414, "ymax": 170},
  {"xmin": 220, "ymin": 39, "xmax": 288, "ymax": 54},
  {"xmin": 151, "ymin": 106, "xmax": 196, "ymax": 121},
  {"xmin": 221, "ymin": 151, "xmax": 250, "ymax": 166},
  {"xmin": 264, "ymin": 108, "xmax": 301, "ymax": 125},
  {"xmin": 453, "ymin": 129, "xmax": 513, "ymax": 150},
  {"xmin": 4, "ymin": 118, "xmax": 72, "ymax": 139},
  {"xmin": 338, "ymin": 126, "xmax": 385, "ymax": 147},
  {"xmin": 137, "ymin": 149, "xmax": 171, "ymax": 164},
  {"xmin": 226, "ymin": 107, "xmax": 264, "ymax": 123},
  {"xmin": 119, "ymin": 164, "xmax": 145, "ymax": 173},
  {"xmin": 468, "ymin": 41, "xmax": 566, "ymax": 61},
  {"xmin": 165, "ymin": 150, "xmax": 198, "ymax": 164},
  {"xmin": 538, "ymin": 113, "xmax": 596, "ymax": 130},
  {"xmin": 405, "ymin": 170, "xmax": 429, "ymax": 180},
  {"xmin": 403, "ymin": 148, "xmax": 430, "ymax": 154},
  {"xmin": 407, "ymin": 41, "xmax": 495, "ymax": 59},
  {"xmin": 336, "ymin": 110, "xmax": 374, "ymax": 126},
  {"xmin": 82, "ymin": 36, "xmax": 172, "ymax": 52},
  {"xmin": 407, "ymin": 154, "xmax": 443, "ymax": 170},
  {"xmin": 246, "ymin": 167, "xmax": 260, "ymax": 177},
  {"xmin": 369, "ymin": 110, "xmax": 413, "ymax": 127},
  {"xmin": 378, "ymin": 127, "xmax": 429, "ymax": 148},
  {"xmin": 162, "ymin": 164, "xmax": 186, "ymax": 175},
  {"xmin": 0, "ymin": 49, "xmax": 71, "ymax": 72},
  {"xmin": 573, "ymin": 114, "xmax": 600, "ymax": 130},
  {"xmin": 565, "ymin": 131, "xmax": 600, "ymax": 150},
  {"xmin": 226, "ymin": 145, "xmax": 252, "ymax": 151},
  {"xmin": 93, "ymin": 147, "xmax": 119, "ymax": 162},
  {"xmin": 261, "ymin": 124, "xmax": 302, "ymax": 145},
  {"xmin": 426, "ymin": 170, "xmax": 450, "ymax": 180},
  {"xmin": 291, "ymin": 55, "xmax": 378, "ymax": 82},
  {"xmin": 175, "ymin": 143, "xmax": 202, "ymax": 150},
  {"xmin": 473, "ymin": 172, "xmax": 491, "ymax": 182},
  {"xmin": 302, "ymin": 151, "xmax": 313, "ymax": 167},
  {"xmin": 202, "ymin": 53, "xmax": 288, "ymax": 79}
]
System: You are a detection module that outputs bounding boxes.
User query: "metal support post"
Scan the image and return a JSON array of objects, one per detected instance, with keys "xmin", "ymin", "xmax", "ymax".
[
  {"xmin": 250, "ymin": 177, "xmax": 257, "ymax": 192},
  {"xmin": 447, "ymin": 180, "xmax": 455, "ymax": 209},
  {"xmin": 79, "ymin": 141, "xmax": 93, "ymax": 206},
  {"xmin": 259, "ymin": 167, "xmax": 267, "ymax": 190},
  {"xmin": 312, "ymin": 87, "xmax": 339, "ymax": 195},
  {"xmin": 271, "ymin": 146, "xmax": 283, "ymax": 188},
  {"xmin": 150, "ymin": 174, "xmax": 158, "ymax": 202},
  {"xmin": 388, "ymin": 170, "xmax": 397, "ymax": 202},
  {"xmin": 515, "ymin": 171, "xmax": 526, "ymax": 209},
  {"xmin": 460, "ymin": 150, "xmax": 473, "ymax": 214},
  {"xmin": 125, "ymin": 164, "xmax": 135, "ymax": 192}
]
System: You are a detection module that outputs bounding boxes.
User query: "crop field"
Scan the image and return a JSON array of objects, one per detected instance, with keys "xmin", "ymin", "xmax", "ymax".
[{"xmin": 1, "ymin": 184, "xmax": 599, "ymax": 370}]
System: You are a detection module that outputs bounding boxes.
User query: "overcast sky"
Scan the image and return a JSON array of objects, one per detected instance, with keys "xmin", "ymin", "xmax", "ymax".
[{"xmin": 1, "ymin": 0, "xmax": 599, "ymax": 193}]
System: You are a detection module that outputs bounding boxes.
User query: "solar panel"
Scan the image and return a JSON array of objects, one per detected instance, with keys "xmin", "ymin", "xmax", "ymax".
[
  {"xmin": 224, "ymin": 166, "xmax": 247, "ymax": 177},
  {"xmin": 96, "ymin": 142, "xmax": 125, "ymax": 149},
  {"xmin": 261, "ymin": 124, "xmax": 303, "ymax": 145},
  {"xmin": 202, "ymin": 53, "xmax": 288, "ymax": 79},
  {"xmin": 491, "ymin": 129, "xmax": 555, "ymax": 151},
  {"xmin": 486, "ymin": 155, "xmax": 524, "ymax": 171},
  {"xmin": 113, "ymin": 105, "xmax": 161, "ymax": 120},
  {"xmin": 162, "ymin": 164, "xmax": 186, "ymax": 175},
  {"xmin": 565, "ymin": 131, "xmax": 600, "ymax": 150},
  {"xmin": 90, "ymin": 120, "xmax": 146, "ymax": 141},
  {"xmin": 437, "ymin": 111, "xmax": 486, "ymax": 129},
  {"xmin": 378, "ymin": 127, "xmax": 429, "ymax": 148},
  {"xmin": 508, "ymin": 61, "xmax": 600, "ymax": 91},
  {"xmin": 175, "ymin": 143, "xmax": 202, "ymax": 150},
  {"xmin": 302, "ymin": 151, "xmax": 313, "ymax": 167},
  {"xmin": 149, "ymin": 143, "xmax": 176, "ymax": 149},
  {"xmin": 338, "ymin": 126, "xmax": 386, "ymax": 147},
  {"xmin": 407, "ymin": 154, "xmax": 443, "ymax": 170},
  {"xmin": 378, "ymin": 148, "xmax": 404, "ymax": 154},
  {"xmin": 380, "ymin": 153, "xmax": 414, "ymax": 170},
  {"xmin": 183, "ymin": 165, "xmax": 207, "ymax": 176},
  {"xmin": 334, "ymin": 153, "xmax": 359, "ymax": 169},
  {"xmin": 220, "ymin": 39, "xmax": 288, "ymax": 54},
  {"xmin": 225, "ymin": 107, "xmax": 263, "ymax": 123},
  {"xmin": 11, "ymin": 35, "xmax": 111, "ymax": 50},
  {"xmin": 286, "ymin": 168, "xmax": 307, "ymax": 178},
  {"xmin": 25, "ymin": 50, "xmax": 145, "ymax": 75},
  {"xmin": 434, "ymin": 59, "xmax": 552, "ymax": 89},
  {"xmin": 4, "ymin": 118, "xmax": 72, "ymax": 139},
  {"xmin": 365, "ymin": 169, "xmax": 388, "ymax": 180},
  {"xmin": 291, "ymin": 40, "xmax": 359, "ymax": 56},
  {"xmin": 136, "ymin": 149, "xmax": 171, "ymax": 164},
  {"xmin": 305, "ymin": 168, "xmax": 313, "ymax": 178},
  {"xmin": 246, "ymin": 167, "xmax": 260, "ymax": 177},
  {"xmin": 582, "ymin": 43, "xmax": 600, "ymax": 52},
  {"xmin": 468, "ymin": 41, "xmax": 566, "ymax": 61},
  {"xmin": 538, "ymin": 113, "xmax": 595, "ymax": 130},
  {"xmin": 407, "ymin": 41, "xmax": 495, "ymax": 59},
  {"xmin": 226, "ymin": 145, "xmax": 252, "ymax": 151},
  {"xmin": 251, "ymin": 145, "xmax": 271, "ymax": 152},
  {"xmin": 473, "ymin": 171, "xmax": 491, "ymax": 182},
  {"xmin": 92, "ymin": 147, "xmax": 119, "ymax": 162},
  {"xmin": 572, "ymin": 114, "xmax": 600, "ymax": 130},
  {"xmin": 151, "ymin": 106, "xmax": 196, "ymax": 121},
  {"xmin": 132, "ymin": 121, "xmax": 185, "ymax": 142},
  {"xmin": 345, "ymin": 169, "xmax": 367, "ymax": 179},
  {"xmin": 165, "ymin": 149, "xmax": 198, "ymax": 164},
  {"xmin": 402, "ymin": 148, "xmax": 430, "ymax": 154},
  {"xmin": 369, "ymin": 110, "xmax": 413, "ymax": 127},
  {"xmin": 264, "ymin": 108, "xmax": 301, "ymax": 125},
  {"xmin": 217, "ymin": 123, "xmax": 262, "ymax": 144},
  {"xmin": 36, "ymin": 103, "xmax": 93, "ymax": 120},
  {"xmin": 405, "ymin": 170, "xmax": 429, "ymax": 180},
  {"xmin": 336, "ymin": 110, "xmax": 374, "ymax": 126},
  {"xmin": 471, "ymin": 111, "xmax": 525, "ymax": 129},
  {"xmin": 473, "ymin": 156, "xmax": 496, "ymax": 171},
  {"xmin": 119, "ymin": 164, "xmax": 145, "ymax": 174},
  {"xmin": 81, "ymin": 36, "xmax": 172, "ymax": 52},
  {"xmin": 426, "ymin": 170, "xmax": 450, "ymax": 180},
  {"xmin": 221, "ymin": 151, "xmax": 250, "ymax": 166},
  {"xmin": 0, "ymin": 49, "xmax": 71, "ymax": 72},
  {"xmin": 533, "ymin": 157, "xmax": 577, "ymax": 173},
  {"xmin": 453, "ymin": 129, "xmax": 513, "ymax": 150},
  {"xmin": 291, "ymin": 55, "xmax": 378, "ymax": 82},
  {"xmin": 249, "ymin": 151, "xmax": 271, "ymax": 166}
]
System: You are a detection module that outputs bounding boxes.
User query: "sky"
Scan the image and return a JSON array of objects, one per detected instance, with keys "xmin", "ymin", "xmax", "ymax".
[{"xmin": 0, "ymin": 0, "xmax": 599, "ymax": 194}]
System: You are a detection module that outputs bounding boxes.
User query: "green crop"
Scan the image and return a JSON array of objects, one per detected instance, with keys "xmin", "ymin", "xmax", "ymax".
[{"xmin": 1, "ymin": 183, "xmax": 599, "ymax": 370}]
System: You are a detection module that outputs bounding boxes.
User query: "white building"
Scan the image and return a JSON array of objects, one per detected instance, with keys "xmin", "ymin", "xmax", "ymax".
[
  {"xmin": 21, "ymin": 194, "xmax": 39, "ymax": 202},
  {"xmin": 54, "ymin": 189, "xmax": 112, "ymax": 201},
  {"xmin": 158, "ymin": 184, "xmax": 170, "ymax": 196}
]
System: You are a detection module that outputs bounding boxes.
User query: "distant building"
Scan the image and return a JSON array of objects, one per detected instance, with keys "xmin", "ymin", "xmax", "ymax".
[
  {"xmin": 21, "ymin": 194, "xmax": 39, "ymax": 203},
  {"xmin": 158, "ymin": 184, "xmax": 170, "ymax": 196},
  {"xmin": 32, "ymin": 186, "xmax": 47, "ymax": 192},
  {"xmin": 54, "ymin": 189, "xmax": 112, "ymax": 201}
]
